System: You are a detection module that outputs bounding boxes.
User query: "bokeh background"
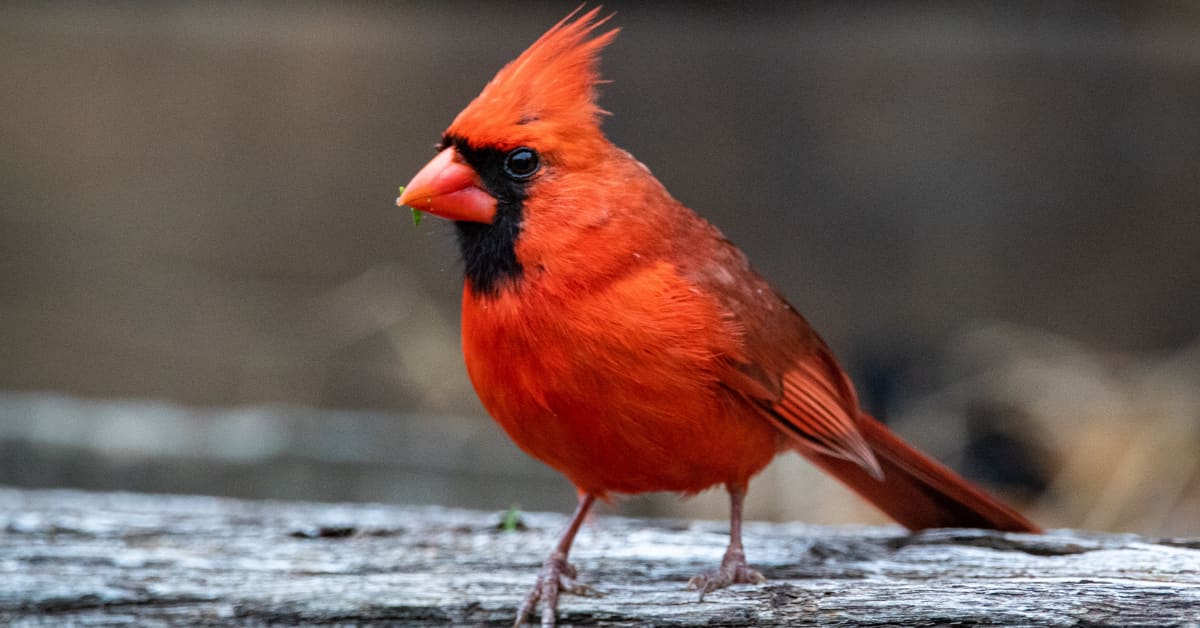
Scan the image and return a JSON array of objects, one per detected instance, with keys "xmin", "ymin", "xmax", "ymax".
[{"xmin": 2, "ymin": 2, "xmax": 1198, "ymax": 536}]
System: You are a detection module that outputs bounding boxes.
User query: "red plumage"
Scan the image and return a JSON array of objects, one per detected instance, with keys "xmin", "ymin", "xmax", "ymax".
[{"xmin": 398, "ymin": 8, "xmax": 1039, "ymax": 626}]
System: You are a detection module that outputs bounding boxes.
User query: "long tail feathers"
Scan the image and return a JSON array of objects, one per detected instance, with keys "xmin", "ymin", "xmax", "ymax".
[{"xmin": 799, "ymin": 414, "xmax": 1041, "ymax": 533}]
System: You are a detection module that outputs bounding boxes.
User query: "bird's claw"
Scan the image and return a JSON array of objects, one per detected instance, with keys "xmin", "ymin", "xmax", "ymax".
[
  {"xmin": 514, "ymin": 552, "xmax": 595, "ymax": 627},
  {"xmin": 687, "ymin": 551, "xmax": 765, "ymax": 601}
]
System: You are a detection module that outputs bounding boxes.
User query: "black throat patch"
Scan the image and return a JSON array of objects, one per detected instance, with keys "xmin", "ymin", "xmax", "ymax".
[{"xmin": 443, "ymin": 135, "xmax": 529, "ymax": 298}]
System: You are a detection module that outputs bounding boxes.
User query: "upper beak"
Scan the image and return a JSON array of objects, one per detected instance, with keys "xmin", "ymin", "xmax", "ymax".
[{"xmin": 397, "ymin": 147, "xmax": 497, "ymax": 223}]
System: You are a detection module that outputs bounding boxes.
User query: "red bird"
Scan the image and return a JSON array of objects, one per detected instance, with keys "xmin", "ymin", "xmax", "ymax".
[{"xmin": 398, "ymin": 8, "xmax": 1039, "ymax": 626}]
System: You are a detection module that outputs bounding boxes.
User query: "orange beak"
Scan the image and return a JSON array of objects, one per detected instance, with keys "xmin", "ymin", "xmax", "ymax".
[{"xmin": 397, "ymin": 147, "xmax": 497, "ymax": 223}]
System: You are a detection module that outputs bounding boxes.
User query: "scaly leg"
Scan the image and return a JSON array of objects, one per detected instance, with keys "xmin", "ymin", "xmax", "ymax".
[
  {"xmin": 687, "ymin": 483, "xmax": 765, "ymax": 599},
  {"xmin": 514, "ymin": 493, "xmax": 596, "ymax": 627}
]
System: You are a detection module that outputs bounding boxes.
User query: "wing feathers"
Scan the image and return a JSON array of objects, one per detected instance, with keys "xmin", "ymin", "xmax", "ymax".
[
  {"xmin": 762, "ymin": 364, "xmax": 883, "ymax": 479},
  {"xmin": 684, "ymin": 238, "xmax": 885, "ymax": 480}
]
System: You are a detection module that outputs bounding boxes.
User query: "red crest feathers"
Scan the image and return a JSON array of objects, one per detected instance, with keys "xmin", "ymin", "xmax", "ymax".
[{"xmin": 446, "ymin": 7, "xmax": 619, "ymax": 157}]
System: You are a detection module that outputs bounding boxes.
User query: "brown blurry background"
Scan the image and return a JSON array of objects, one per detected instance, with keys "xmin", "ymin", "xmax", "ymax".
[{"xmin": 2, "ymin": 2, "xmax": 1198, "ymax": 536}]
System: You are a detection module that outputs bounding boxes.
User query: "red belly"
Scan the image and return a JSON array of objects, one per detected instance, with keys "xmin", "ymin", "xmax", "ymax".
[{"xmin": 460, "ymin": 272, "xmax": 782, "ymax": 497}]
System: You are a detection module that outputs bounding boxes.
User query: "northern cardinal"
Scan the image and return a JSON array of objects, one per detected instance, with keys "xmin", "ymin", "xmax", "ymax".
[{"xmin": 397, "ymin": 8, "xmax": 1039, "ymax": 627}]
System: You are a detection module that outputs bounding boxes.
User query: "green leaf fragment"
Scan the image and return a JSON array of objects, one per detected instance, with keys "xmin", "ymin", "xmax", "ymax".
[{"xmin": 398, "ymin": 185, "xmax": 423, "ymax": 226}]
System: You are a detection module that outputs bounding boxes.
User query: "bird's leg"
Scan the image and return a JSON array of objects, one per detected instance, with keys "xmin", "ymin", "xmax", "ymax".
[
  {"xmin": 687, "ymin": 482, "xmax": 765, "ymax": 600},
  {"xmin": 514, "ymin": 493, "xmax": 597, "ymax": 628}
]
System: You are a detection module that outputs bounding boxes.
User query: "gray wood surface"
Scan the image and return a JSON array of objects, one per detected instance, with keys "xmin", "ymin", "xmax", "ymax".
[{"xmin": 2, "ymin": 487, "xmax": 1198, "ymax": 626}]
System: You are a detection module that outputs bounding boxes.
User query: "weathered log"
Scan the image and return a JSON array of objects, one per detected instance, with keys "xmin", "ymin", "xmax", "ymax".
[{"xmin": 1, "ymin": 487, "xmax": 1197, "ymax": 626}]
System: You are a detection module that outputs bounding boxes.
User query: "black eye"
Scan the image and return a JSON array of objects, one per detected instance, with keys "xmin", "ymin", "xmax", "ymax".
[{"xmin": 503, "ymin": 147, "xmax": 540, "ymax": 180}]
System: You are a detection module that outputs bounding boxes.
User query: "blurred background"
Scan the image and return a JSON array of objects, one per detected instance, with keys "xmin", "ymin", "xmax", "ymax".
[{"xmin": 2, "ymin": 2, "xmax": 1198, "ymax": 536}]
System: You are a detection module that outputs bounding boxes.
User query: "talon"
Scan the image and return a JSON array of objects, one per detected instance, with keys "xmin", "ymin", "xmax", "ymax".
[
  {"xmin": 687, "ymin": 556, "xmax": 765, "ymax": 601},
  {"xmin": 514, "ymin": 552, "xmax": 591, "ymax": 627},
  {"xmin": 514, "ymin": 495, "xmax": 597, "ymax": 627}
]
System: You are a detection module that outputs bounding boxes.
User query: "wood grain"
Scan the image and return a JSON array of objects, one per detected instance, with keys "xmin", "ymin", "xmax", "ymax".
[{"xmin": 2, "ymin": 488, "xmax": 1197, "ymax": 625}]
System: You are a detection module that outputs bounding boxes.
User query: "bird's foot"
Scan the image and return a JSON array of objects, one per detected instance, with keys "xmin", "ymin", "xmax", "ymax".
[
  {"xmin": 514, "ymin": 551, "xmax": 596, "ymax": 627},
  {"xmin": 687, "ymin": 548, "xmax": 765, "ymax": 601}
]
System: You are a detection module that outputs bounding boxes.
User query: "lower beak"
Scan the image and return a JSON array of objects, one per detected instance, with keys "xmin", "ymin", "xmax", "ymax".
[{"xmin": 397, "ymin": 147, "xmax": 497, "ymax": 223}]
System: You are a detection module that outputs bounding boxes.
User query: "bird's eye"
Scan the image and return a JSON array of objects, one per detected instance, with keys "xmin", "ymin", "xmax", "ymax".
[{"xmin": 503, "ymin": 147, "xmax": 540, "ymax": 180}]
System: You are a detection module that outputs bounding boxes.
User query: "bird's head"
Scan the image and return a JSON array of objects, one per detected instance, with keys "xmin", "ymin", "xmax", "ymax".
[
  {"xmin": 397, "ymin": 8, "xmax": 620, "ymax": 295},
  {"xmin": 398, "ymin": 7, "xmax": 617, "ymax": 223}
]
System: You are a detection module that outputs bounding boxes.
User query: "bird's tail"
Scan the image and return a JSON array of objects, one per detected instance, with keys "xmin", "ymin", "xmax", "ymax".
[{"xmin": 800, "ymin": 413, "xmax": 1041, "ymax": 532}]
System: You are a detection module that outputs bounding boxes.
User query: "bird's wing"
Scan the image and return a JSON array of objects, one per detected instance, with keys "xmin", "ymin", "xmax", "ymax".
[
  {"xmin": 727, "ymin": 344, "xmax": 882, "ymax": 479},
  {"xmin": 680, "ymin": 233, "xmax": 883, "ymax": 478}
]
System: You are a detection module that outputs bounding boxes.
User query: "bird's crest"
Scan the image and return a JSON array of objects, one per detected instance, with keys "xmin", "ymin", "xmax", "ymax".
[{"xmin": 446, "ymin": 7, "xmax": 618, "ymax": 158}]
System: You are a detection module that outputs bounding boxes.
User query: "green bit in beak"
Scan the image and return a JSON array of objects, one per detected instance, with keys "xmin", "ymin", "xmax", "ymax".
[{"xmin": 398, "ymin": 186, "xmax": 422, "ymax": 226}]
